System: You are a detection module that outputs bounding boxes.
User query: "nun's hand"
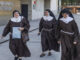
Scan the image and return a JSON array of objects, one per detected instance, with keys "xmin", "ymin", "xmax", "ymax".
[
  {"xmin": 57, "ymin": 41, "xmax": 61, "ymax": 44},
  {"xmin": 73, "ymin": 42, "xmax": 77, "ymax": 45},
  {"xmin": 19, "ymin": 27, "xmax": 24, "ymax": 31},
  {"xmin": 38, "ymin": 32, "xmax": 40, "ymax": 36}
]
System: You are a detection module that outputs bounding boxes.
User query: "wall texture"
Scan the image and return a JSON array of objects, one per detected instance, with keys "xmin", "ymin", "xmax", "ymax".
[
  {"xmin": 0, "ymin": 0, "xmax": 21, "ymax": 26},
  {"xmin": 32, "ymin": 0, "xmax": 44, "ymax": 20}
]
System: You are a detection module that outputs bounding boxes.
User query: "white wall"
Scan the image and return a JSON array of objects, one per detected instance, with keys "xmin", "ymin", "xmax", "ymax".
[
  {"xmin": 50, "ymin": 0, "xmax": 58, "ymax": 14},
  {"xmin": 32, "ymin": 0, "xmax": 44, "ymax": 20},
  {"xmin": 31, "ymin": 0, "xmax": 58, "ymax": 20}
]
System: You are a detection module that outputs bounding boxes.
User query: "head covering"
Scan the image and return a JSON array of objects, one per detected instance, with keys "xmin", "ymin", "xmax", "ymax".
[
  {"xmin": 13, "ymin": 10, "xmax": 21, "ymax": 17},
  {"xmin": 43, "ymin": 9, "xmax": 55, "ymax": 21},
  {"xmin": 58, "ymin": 8, "xmax": 74, "ymax": 20},
  {"xmin": 11, "ymin": 10, "xmax": 23, "ymax": 22},
  {"xmin": 45, "ymin": 9, "xmax": 56, "ymax": 19}
]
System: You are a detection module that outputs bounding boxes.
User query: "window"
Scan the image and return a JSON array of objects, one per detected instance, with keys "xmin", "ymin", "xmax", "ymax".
[{"xmin": 62, "ymin": 0, "xmax": 80, "ymax": 6}]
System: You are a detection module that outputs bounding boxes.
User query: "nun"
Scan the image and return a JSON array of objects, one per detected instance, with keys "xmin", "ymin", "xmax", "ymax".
[
  {"xmin": 38, "ymin": 9, "xmax": 59, "ymax": 57},
  {"xmin": 58, "ymin": 9, "xmax": 79, "ymax": 60},
  {"xmin": 74, "ymin": 34, "xmax": 80, "ymax": 60},
  {"xmin": 0, "ymin": 10, "xmax": 31, "ymax": 60}
]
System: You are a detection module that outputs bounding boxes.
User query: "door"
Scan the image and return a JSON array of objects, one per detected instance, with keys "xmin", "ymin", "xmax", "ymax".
[{"xmin": 21, "ymin": 4, "xmax": 28, "ymax": 19}]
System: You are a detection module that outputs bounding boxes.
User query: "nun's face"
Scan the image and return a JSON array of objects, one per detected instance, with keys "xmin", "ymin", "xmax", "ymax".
[
  {"xmin": 14, "ymin": 12, "xmax": 19, "ymax": 18},
  {"xmin": 62, "ymin": 13, "xmax": 68, "ymax": 18},
  {"xmin": 44, "ymin": 11, "xmax": 49, "ymax": 16}
]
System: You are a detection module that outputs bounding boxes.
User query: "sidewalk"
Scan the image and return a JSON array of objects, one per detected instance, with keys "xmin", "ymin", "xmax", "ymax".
[{"xmin": 0, "ymin": 20, "xmax": 40, "ymax": 42}]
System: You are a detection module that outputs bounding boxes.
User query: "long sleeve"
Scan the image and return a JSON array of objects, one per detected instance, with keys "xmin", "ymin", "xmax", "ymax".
[
  {"xmin": 39, "ymin": 18, "xmax": 43, "ymax": 32},
  {"xmin": 58, "ymin": 20, "xmax": 62, "ymax": 32},
  {"xmin": 52, "ymin": 18, "xmax": 57, "ymax": 30},
  {"xmin": 2, "ymin": 20, "xmax": 11, "ymax": 37},
  {"xmin": 52, "ymin": 19, "xmax": 58, "ymax": 37},
  {"xmin": 72, "ymin": 20, "xmax": 79, "ymax": 37},
  {"xmin": 57, "ymin": 20, "xmax": 62, "ymax": 41},
  {"xmin": 22, "ymin": 18, "xmax": 30, "ymax": 32},
  {"xmin": 72, "ymin": 20, "xmax": 79, "ymax": 42}
]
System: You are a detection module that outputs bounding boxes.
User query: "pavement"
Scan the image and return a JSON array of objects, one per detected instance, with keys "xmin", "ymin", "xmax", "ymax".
[{"xmin": 0, "ymin": 14, "xmax": 80, "ymax": 60}]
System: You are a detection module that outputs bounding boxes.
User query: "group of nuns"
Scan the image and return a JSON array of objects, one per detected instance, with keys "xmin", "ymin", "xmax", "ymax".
[
  {"xmin": 39, "ymin": 8, "xmax": 80, "ymax": 60},
  {"xmin": 0, "ymin": 8, "xmax": 80, "ymax": 60}
]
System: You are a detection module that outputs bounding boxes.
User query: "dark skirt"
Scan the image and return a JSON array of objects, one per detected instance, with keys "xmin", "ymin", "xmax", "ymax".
[
  {"xmin": 9, "ymin": 38, "xmax": 31, "ymax": 57},
  {"xmin": 60, "ymin": 33, "xmax": 74, "ymax": 60},
  {"xmin": 41, "ymin": 30, "xmax": 59, "ymax": 52},
  {"xmin": 73, "ymin": 43, "xmax": 80, "ymax": 60}
]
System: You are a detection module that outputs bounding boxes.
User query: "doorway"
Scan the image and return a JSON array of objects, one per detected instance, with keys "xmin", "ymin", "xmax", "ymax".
[{"xmin": 21, "ymin": 4, "xmax": 28, "ymax": 19}]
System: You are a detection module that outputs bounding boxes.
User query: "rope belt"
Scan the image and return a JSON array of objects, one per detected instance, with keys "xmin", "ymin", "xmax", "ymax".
[
  {"xmin": 42, "ymin": 28, "xmax": 53, "ymax": 31},
  {"xmin": 61, "ymin": 30, "xmax": 74, "ymax": 35}
]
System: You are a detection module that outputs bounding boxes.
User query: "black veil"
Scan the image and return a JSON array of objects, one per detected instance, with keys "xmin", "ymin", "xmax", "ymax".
[
  {"xmin": 58, "ymin": 9, "xmax": 74, "ymax": 20},
  {"xmin": 45, "ymin": 9, "xmax": 56, "ymax": 19},
  {"xmin": 13, "ymin": 10, "xmax": 21, "ymax": 17}
]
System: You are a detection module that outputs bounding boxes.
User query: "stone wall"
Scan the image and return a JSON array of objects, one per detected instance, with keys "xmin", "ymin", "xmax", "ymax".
[{"xmin": 0, "ymin": 0, "xmax": 21, "ymax": 26}]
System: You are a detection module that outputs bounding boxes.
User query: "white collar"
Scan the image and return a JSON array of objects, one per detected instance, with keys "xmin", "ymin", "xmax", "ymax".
[
  {"xmin": 60, "ymin": 16, "xmax": 73, "ymax": 24},
  {"xmin": 43, "ymin": 16, "xmax": 53, "ymax": 21},
  {"xmin": 11, "ymin": 16, "xmax": 23, "ymax": 22}
]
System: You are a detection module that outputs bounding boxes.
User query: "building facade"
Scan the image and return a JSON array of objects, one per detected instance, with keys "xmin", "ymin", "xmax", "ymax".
[
  {"xmin": 62, "ymin": 0, "xmax": 80, "ymax": 14},
  {"xmin": 0, "ymin": 0, "xmax": 58, "ymax": 25}
]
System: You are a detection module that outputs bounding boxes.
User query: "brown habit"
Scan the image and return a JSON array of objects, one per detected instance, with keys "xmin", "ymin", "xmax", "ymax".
[
  {"xmin": 58, "ymin": 19, "xmax": 79, "ymax": 60},
  {"xmin": 39, "ymin": 17, "xmax": 60, "ymax": 52},
  {"xmin": 2, "ymin": 17, "xmax": 31, "ymax": 57}
]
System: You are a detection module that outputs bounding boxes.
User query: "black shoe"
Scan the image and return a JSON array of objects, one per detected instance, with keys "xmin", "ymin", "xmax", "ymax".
[
  {"xmin": 48, "ymin": 52, "xmax": 52, "ymax": 56},
  {"xmin": 40, "ymin": 53, "xmax": 45, "ymax": 57},
  {"xmin": 19, "ymin": 59, "xmax": 22, "ymax": 60},
  {"xmin": 14, "ymin": 57, "xmax": 18, "ymax": 60}
]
